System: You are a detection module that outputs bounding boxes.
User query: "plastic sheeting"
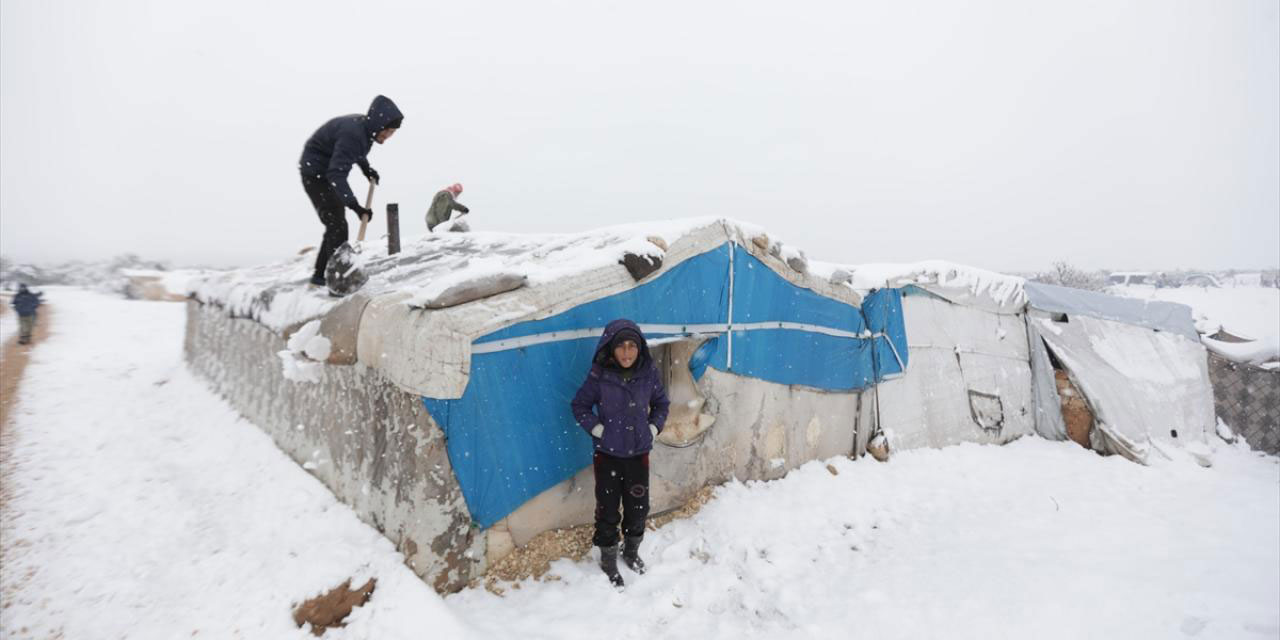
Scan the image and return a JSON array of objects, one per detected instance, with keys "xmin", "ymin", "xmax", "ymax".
[
  {"xmin": 1025, "ymin": 282, "xmax": 1199, "ymax": 341},
  {"xmin": 423, "ymin": 242, "xmax": 908, "ymax": 528},
  {"xmin": 1027, "ymin": 324, "xmax": 1069, "ymax": 441},
  {"xmin": 876, "ymin": 293, "xmax": 1035, "ymax": 451},
  {"xmin": 1030, "ymin": 313, "xmax": 1214, "ymax": 464}
]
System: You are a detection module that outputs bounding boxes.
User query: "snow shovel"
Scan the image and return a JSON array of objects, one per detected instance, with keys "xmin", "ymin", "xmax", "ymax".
[{"xmin": 324, "ymin": 183, "xmax": 375, "ymax": 296}]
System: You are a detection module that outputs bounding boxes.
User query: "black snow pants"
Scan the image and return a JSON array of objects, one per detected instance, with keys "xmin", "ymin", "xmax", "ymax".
[
  {"xmin": 302, "ymin": 172, "xmax": 348, "ymax": 282},
  {"xmin": 592, "ymin": 451, "xmax": 650, "ymax": 547}
]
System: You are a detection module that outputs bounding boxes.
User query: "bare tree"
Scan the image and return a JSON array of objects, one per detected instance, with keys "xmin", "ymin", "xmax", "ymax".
[{"xmin": 1032, "ymin": 261, "xmax": 1107, "ymax": 292}]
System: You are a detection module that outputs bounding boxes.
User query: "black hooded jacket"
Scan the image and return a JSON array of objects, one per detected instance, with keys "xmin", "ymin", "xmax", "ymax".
[{"xmin": 299, "ymin": 95, "xmax": 403, "ymax": 211}]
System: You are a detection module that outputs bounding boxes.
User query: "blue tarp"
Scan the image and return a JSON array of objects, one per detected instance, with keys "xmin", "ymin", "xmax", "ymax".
[{"xmin": 423, "ymin": 242, "xmax": 908, "ymax": 528}]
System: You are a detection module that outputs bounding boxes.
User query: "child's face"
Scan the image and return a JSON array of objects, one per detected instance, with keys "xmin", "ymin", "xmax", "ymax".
[{"xmin": 613, "ymin": 340, "xmax": 639, "ymax": 368}]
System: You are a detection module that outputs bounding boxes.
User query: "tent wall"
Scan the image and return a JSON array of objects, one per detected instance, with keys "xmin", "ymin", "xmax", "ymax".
[
  {"xmin": 422, "ymin": 243, "xmax": 907, "ymax": 529},
  {"xmin": 876, "ymin": 291, "xmax": 1036, "ymax": 451},
  {"xmin": 183, "ymin": 301, "xmax": 483, "ymax": 593},
  {"xmin": 493, "ymin": 367, "xmax": 866, "ymax": 548}
]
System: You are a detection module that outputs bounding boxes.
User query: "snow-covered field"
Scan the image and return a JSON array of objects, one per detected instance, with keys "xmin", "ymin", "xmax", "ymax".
[
  {"xmin": 0, "ymin": 290, "xmax": 463, "ymax": 639},
  {"xmin": 1, "ymin": 290, "xmax": 1277, "ymax": 639}
]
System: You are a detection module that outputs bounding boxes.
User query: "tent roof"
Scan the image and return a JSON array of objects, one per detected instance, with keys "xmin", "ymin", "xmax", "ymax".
[
  {"xmin": 191, "ymin": 218, "xmax": 743, "ymax": 332},
  {"xmin": 811, "ymin": 259, "xmax": 1029, "ymax": 315},
  {"xmin": 190, "ymin": 218, "xmax": 1199, "ymax": 341},
  {"xmin": 1024, "ymin": 281, "xmax": 1199, "ymax": 340}
]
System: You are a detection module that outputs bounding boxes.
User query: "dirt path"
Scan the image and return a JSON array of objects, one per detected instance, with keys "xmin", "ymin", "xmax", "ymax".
[
  {"xmin": 0, "ymin": 306, "xmax": 54, "ymax": 634},
  {"xmin": 1, "ymin": 307, "xmax": 53, "ymax": 507},
  {"xmin": 1, "ymin": 306, "xmax": 52, "ymax": 435}
]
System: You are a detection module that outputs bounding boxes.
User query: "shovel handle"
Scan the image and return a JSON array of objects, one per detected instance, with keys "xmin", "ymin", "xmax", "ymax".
[{"xmin": 357, "ymin": 182, "xmax": 375, "ymax": 242}]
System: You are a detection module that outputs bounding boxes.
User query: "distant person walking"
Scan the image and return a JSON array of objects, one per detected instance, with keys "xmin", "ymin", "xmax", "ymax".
[
  {"xmin": 299, "ymin": 95, "xmax": 404, "ymax": 286},
  {"xmin": 571, "ymin": 319, "xmax": 670, "ymax": 589},
  {"xmin": 425, "ymin": 183, "xmax": 469, "ymax": 231},
  {"xmin": 11, "ymin": 284, "xmax": 42, "ymax": 345}
]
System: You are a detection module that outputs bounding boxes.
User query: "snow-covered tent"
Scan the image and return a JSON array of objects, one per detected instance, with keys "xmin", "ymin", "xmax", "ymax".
[
  {"xmin": 1024, "ymin": 283, "xmax": 1214, "ymax": 464},
  {"xmin": 383, "ymin": 221, "xmax": 909, "ymax": 531},
  {"xmin": 187, "ymin": 218, "xmax": 908, "ymax": 588},
  {"xmin": 829, "ymin": 262, "xmax": 1036, "ymax": 452},
  {"xmin": 185, "ymin": 218, "xmax": 1218, "ymax": 592},
  {"xmin": 822, "ymin": 261, "xmax": 1216, "ymax": 466}
]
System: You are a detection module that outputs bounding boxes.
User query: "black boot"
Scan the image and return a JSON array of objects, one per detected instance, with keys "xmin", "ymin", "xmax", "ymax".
[
  {"xmin": 599, "ymin": 545, "xmax": 625, "ymax": 589},
  {"xmin": 622, "ymin": 535, "xmax": 646, "ymax": 575}
]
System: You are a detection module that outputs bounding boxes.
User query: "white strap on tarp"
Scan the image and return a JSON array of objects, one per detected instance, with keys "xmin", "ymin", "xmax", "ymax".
[{"xmin": 471, "ymin": 322, "xmax": 892, "ymax": 355}]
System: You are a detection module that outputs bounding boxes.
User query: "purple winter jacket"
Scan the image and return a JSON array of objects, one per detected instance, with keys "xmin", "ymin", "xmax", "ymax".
[{"xmin": 571, "ymin": 319, "xmax": 671, "ymax": 458}]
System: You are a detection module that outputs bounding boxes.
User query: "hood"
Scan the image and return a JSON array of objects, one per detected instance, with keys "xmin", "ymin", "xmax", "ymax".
[
  {"xmin": 593, "ymin": 318, "xmax": 652, "ymax": 371},
  {"xmin": 364, "ymin": 95, "xmax": 404, "ymax": 137}
]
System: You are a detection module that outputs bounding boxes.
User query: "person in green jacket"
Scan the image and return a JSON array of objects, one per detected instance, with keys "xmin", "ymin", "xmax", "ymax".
[{"xmin": 426, "ymin": 183, "xmax": 469, "ymax": 231}]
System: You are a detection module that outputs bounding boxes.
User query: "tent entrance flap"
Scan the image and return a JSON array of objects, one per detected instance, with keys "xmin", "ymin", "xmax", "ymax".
[{"xmin": 1030, "ymin": 314, "xmax": 1215, "ymax": 465}]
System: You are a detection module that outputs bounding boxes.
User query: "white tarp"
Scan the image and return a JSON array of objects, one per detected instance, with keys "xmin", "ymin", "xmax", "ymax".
[
  {"xmin": 877, "ymin": 293, "xmax": 1036, "ymax": 451},
  {"xmin": 1030, "ymin": 313, "xmax": 1215, "ymax": 464}
]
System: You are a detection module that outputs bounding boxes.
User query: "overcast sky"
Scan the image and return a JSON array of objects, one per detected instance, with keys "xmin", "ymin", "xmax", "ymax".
[{"xmin": 1, "ymin": 0, "xmax": 1277, "ymax": 272}]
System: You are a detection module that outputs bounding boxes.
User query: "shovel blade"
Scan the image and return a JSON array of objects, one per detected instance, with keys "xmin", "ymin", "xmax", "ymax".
[{"xmin": 325, "ymin": 242, "xmax": 368, "ymax": 296}]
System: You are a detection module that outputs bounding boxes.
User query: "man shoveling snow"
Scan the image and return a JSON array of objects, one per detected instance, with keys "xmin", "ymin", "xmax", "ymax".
[{"xmin": 298, "ymin": 94, "xmax": 404, "ymax": 291}]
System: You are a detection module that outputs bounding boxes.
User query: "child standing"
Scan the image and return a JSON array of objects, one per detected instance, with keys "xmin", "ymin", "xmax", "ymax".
[{"xmin": 571, "ymin": 319, "xmax": 670, "ymax": 588}]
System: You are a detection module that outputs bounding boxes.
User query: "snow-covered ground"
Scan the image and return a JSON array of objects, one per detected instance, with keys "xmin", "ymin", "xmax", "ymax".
[
  {"xmin": 1, "ymin": 290, "xmax": 1277, "ymax": 639},
  {"xmin": 0, "ymin": 290, "xmax": 464, "ymax": 639},
  {"xmin": 0, "ymin": 306, "xmax": 16, "ymax": 347}
]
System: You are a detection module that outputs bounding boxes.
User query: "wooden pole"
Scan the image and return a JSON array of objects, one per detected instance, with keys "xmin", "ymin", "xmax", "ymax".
[{"xmin": 387, "ymin": 203, "xmax": 401, "ymax": 255}]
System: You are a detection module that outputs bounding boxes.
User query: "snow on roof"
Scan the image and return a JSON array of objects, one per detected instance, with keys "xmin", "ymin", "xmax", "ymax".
[
  {"xmin": 192, "ymin": 216, "xmax": 1044, "ymax": 333},
  {"xmin": 191, "ymin": 218, "xmax": 1215, "ymax": 341},
  {"xmin": 811, "ymin": 258, "xmax": 1029, "ymax": 313},
  {"xmin": 190, "ymin": 218, "xmax": 731, "ymax": 332}
]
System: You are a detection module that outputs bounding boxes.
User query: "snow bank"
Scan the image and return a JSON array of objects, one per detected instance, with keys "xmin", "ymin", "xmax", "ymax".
[{"xmin": 1202, "ymin": 334, "xmax": 1280, "ymax": 367}]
